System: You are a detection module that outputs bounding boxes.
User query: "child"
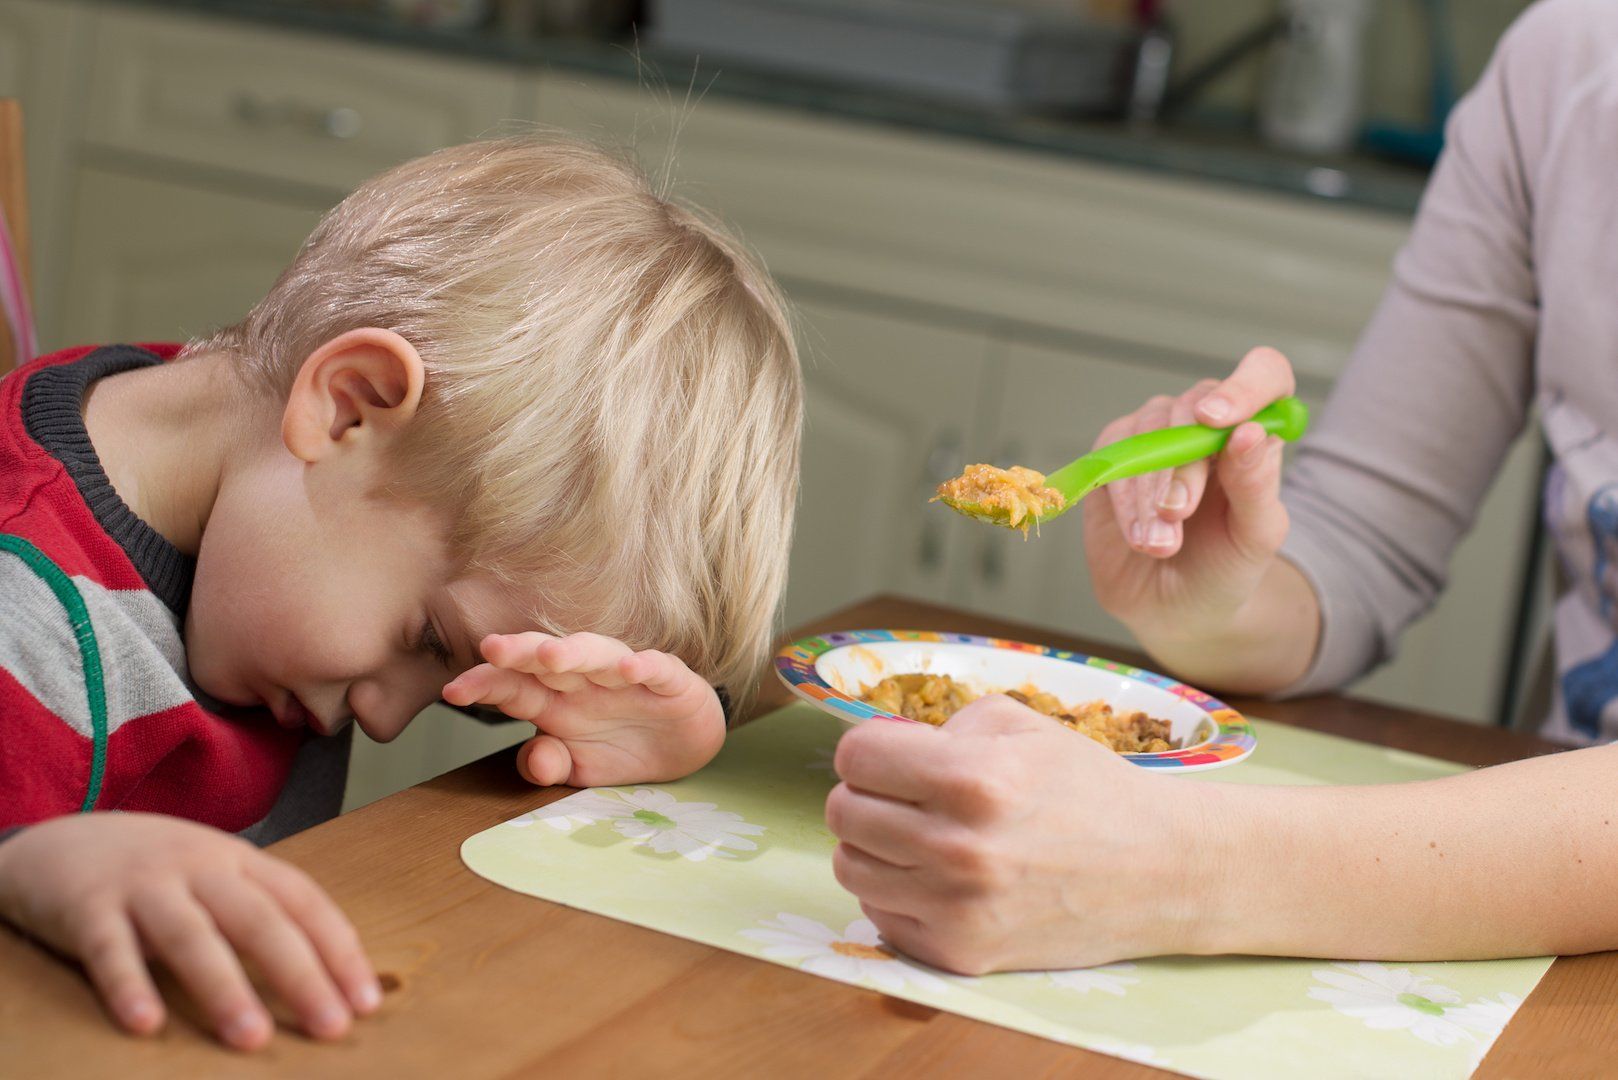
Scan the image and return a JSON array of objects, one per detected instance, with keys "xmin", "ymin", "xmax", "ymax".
[{"xmin": 0, "ymin": 136, "xmax": 803, "ymax": 1048}]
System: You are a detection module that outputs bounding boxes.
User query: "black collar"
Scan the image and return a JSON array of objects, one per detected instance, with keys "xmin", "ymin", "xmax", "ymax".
[{"xmin": 22, "ymin": 346, "xmax": 195, "ymax": 616}]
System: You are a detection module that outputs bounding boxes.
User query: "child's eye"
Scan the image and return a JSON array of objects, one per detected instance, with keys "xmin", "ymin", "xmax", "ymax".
[{"xmin": 420, "ymin": 619, "xmax": 453, "ymax": 667}]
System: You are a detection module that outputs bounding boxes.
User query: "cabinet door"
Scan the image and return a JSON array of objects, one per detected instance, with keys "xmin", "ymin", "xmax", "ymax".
[
  {"xmin": 785, "ymin": 296, "xmax": 993, "ymax": 629},
  {"xmin": 951, "ymin": 338, "xmax": 1193, "ymax": 648},
  {"xmin": 58, "ymin": 168, "xmax": 327, "ymax": 345}
]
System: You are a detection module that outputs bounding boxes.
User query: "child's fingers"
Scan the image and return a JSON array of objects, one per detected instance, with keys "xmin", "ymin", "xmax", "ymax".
[
  {"xmin": 128, "ymin": 884, "xmax": 272, "ymax": 1051},
  {"xmin": 516, "ymin": 734, "xmax": 574, "ymax": 787},
  {"xmin": 483, "ymin": 632, "xmax": 634, "ymax": 692},
  {"xmin": 444, "ymin": 664, "xmax": 555, "ymax": 720},
  {"xmin": 245, "ymin": 859, "xmax": 381, "ymax": 1017},
  {"xmin": 192, "ymin": 874, "xmax": 350, "ymax": 1041},
  {"xmin": 74, "ymin": 907, "xmax": 165, "ymax": 1035},
  {"xmin": 619, "ymin": 651, "xmax": 698, "ymax": 698}
]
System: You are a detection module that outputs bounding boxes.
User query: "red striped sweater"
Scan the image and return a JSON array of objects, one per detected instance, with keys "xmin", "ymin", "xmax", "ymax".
[{"xmin": 0, "ymin": 346, "xmax": 336, "ymax": 840}]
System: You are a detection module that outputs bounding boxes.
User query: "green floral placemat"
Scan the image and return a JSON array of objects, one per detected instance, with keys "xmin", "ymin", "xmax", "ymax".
[{"xmin": 461, "ymin": 705, "xmax": 1549, "ymax": 1079}]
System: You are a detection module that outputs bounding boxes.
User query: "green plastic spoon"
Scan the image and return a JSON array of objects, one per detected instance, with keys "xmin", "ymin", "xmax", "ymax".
[{"xmin": 938, "ymin": 396, "xmax": 1310, "ymax": 531}]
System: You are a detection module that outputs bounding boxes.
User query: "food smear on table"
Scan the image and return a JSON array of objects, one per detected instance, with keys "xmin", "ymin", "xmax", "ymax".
[
  {"xmin": 859, "ymin": 673, "xmax": 1177, "ymax": 752},
  {"xmin": 934, "ymin": 464, "xmax": 1065, "ymax": 535}
]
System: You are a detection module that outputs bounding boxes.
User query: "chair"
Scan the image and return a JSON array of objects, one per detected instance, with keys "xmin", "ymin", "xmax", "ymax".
[{"xmin": 0, "ymin": 98, "xmax": 34, "ymax": 377}]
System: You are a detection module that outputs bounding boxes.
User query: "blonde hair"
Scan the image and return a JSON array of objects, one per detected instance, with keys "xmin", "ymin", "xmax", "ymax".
[{"xmin": 193, "ymin": 135, "xmax": 803, "ymax": 702}]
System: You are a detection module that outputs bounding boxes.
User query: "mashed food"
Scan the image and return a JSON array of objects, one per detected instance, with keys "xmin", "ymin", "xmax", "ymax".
[
  {"xmin": 860, "ymin": 673, "xmax": 1176, "ymax": 753},
  {"xmin": 934, "ymin": 464, "xmax": 1065, "ymax": 533}
]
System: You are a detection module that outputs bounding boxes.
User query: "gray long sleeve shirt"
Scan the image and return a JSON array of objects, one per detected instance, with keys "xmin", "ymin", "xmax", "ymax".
[{"xmin": 1277, "ymin": 0, "xmax": 1618, "ymax": 744}]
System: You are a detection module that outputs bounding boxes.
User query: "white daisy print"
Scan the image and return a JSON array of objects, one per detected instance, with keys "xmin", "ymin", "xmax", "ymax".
[
  {"xmin": 1452, "ymin": 991, "xmax": 1524, "ymax": 1069},
  {"xmin": 1047, "ymin": 962, "xmax": 1139, "ymax": 996},
  {"xmin": 509, "ymin": 790, "xmax": 626, "ymax": 832},
  {"xmin": 740, "ymin": 913, "xmax": 950, "ymax": 994},
  {"xmin": 605, "ymin": 788, "xmax": 766, "ymax": 861},
  {"xmin": 1450, "ymin": 990, "xmax": 1523, "ymax": 1037},
  {"xmin": 506, "ymin": 787, "xmax": 765, "ymax": 862},
  {"xmin": 1307, "ymin": 962, "xmax": 1473, "ymax": 1047}
]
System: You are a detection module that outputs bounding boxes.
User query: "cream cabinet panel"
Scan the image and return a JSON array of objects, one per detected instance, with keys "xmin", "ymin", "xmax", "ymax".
[
  {"xmin": 949, "ymin": 338, "xmax": 1193, "ymax": 649},
  {"xmin": 527, "ymin": 72, "xmax": 1409, "ymax": 385},
  {"xmin": 59, "ymin": 168, "xmax": 325, "ymax": 345},
  {"xmin": 785, "ymin": 296, "xmax": 993, "ymax": 629},
  {"xmin": 0, "ymin": 0, "xmax": 92, "ymax": 347},
  {"xmin": 85, "ymin": 6, "xmax": 522, "ymax": 194},
  {"xmin": 343, "ymin": 706, "xmax": 529, "ymax": 812}
]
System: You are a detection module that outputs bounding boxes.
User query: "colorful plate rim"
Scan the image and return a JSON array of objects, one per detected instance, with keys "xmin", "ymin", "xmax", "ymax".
[{"xmin": 773, "ymin": 628, "xmax": 1256, "ymax": 771}]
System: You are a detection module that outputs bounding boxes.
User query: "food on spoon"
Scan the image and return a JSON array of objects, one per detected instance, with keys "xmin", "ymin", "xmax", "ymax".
[
  {"xmin": 934, "ymin": 464, "xmax": 1066, "ymax": 534},
  {"xmin": 859, "ymin": 673, "xmax": 1177, "ymax": 753}
]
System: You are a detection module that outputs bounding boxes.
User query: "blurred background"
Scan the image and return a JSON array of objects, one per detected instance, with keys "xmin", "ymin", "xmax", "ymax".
[{"xmin": 0, "ymin": 0, "xmax": 1549, "ymax": 804}]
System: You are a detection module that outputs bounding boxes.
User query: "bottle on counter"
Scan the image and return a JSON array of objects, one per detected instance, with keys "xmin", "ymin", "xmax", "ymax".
[{"xmin": 1260, "ymin": 0, "xmax": 1372, "ymax": 155}]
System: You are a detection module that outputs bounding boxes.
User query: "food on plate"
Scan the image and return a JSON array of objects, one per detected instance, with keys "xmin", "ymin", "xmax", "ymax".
[
  {"xmin": 859, "ymin": 673, "xmax": 1176, "ymax": 752},
  {"xmin": 934, "ymin": 464, "xmax": 1065, "ymax": 533}
]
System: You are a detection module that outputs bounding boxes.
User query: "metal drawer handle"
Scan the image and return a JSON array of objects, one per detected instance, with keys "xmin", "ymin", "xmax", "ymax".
[{"xmin": 232, "ymin": 93, "xmax": 363, "ymax": 140}]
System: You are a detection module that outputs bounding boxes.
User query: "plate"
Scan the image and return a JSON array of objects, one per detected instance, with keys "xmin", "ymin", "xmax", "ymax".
[{"xmin": 774, "ymin": 629, "xmax": 1255, "ymax": 772}]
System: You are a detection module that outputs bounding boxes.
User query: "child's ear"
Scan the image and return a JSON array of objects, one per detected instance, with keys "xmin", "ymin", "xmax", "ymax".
[{"xmin": 282, "ymin": 328, "xmax": 426, "ymax": 463}]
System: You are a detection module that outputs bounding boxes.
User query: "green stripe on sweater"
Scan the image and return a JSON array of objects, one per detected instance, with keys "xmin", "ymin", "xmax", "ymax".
[{"xmin": 0, "ymin": 534, "xmax": 108, "ymax": 811}]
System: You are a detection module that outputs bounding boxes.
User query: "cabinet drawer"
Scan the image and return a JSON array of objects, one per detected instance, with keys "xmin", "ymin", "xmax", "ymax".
[
  {"xmin": 530, "ymin": 73, "xmax": 1411, "ymax": 386},
  {"xmin": 85, "ymin": 7, "xmax": 521, "ymax": 192}
]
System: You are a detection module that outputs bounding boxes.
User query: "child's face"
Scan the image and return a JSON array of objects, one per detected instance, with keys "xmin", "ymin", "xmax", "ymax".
[{"xmin": 182, "ymin": 331, "xmax": 534, "ymax": 743}]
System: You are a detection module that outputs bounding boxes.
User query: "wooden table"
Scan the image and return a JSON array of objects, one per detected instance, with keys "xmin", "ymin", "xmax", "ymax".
[{"xmin": 2, "ymin": 595, "xmax": 1612, "ymax": 1077}]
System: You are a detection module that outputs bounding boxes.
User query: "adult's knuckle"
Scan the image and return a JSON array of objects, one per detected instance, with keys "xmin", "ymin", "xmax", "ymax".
[
  {"xmin": 823, "ymin": 785, "xmax": 854, "ymax": 836},
  {"xmin": 944, "ymin": 769, "xmax": 1015, "ymax": 821}
]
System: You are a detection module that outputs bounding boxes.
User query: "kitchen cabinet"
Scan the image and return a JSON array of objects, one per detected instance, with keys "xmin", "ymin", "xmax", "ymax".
[
  {"xmin": 59, "ymin": 168, "xmax": 324, "ymax": 344},
  {"xmin": 784, "ymin": 296, "xmax": 994, "ymax": 629}
]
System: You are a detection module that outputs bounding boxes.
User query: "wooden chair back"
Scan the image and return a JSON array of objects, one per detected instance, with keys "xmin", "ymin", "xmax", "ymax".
[{"xmin": 0, "ymin": 98, "xmax": 34, "ymax": 376}]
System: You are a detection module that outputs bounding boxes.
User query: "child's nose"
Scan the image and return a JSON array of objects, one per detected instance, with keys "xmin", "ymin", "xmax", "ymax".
[{"xmin": 345, "ymin": 679, "xmax": 416, "ymax": 743}]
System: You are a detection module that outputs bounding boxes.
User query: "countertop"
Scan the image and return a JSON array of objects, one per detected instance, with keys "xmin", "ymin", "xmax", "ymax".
[{"xmin": 101, "ymin": 0, "xmax": 1430, "ymax": 215}]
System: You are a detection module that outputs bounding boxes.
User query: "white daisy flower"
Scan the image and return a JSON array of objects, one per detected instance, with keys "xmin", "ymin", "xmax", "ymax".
[
  {"xmin": 740, "ymin": 913, "xmax": 950, "ymax": 994},
  {"xmin": 1047, "ymin": 962, "xmax": 1139, "ymax": 996},
  {"xmin": 1452, "ymin": 991, "xmax": 1524, "ymax": 1068},
  {"xmin": 508, "ymin": 790, "xmax": 627, "ymax": 832},
  {"xmin": 505, "ymin": 788, "xmax": 764, "ymax": 862},
  {"xmin": 1450, "ymin": 990, "xmax": 1523, "ymax": 1036},
  {"xmin": 603, "ymin": 788, "xmax": 766, "ymax": 861},
  {"xmin": 1307, "ymin": 962, "xmax": 1474, "ymax": 1047}
]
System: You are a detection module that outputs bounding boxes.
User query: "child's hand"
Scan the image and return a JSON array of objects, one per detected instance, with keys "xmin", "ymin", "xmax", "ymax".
[
  {"xmin": 0, "ymin": 813, "xmax": 381, "ymax": 1050},
  {"xmin": 442, "ymin": 632, "xmax": 727, "ymax": 788},
  {"xmin": 824, "ymin": 697, "xmax": 1222, "ymax": 974}
]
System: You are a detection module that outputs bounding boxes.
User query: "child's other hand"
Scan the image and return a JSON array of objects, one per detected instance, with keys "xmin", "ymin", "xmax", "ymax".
[
  {"xmin": 0, "ymin": 813, "xmax": 381, "ymax": 1050},
  {"xmin": 824, "ymin": 697, "xmax": 1220, "ymax": 974},
  {"xmin": 441, "ymin": 632, "xmax": 726, "ymax": 788}
]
